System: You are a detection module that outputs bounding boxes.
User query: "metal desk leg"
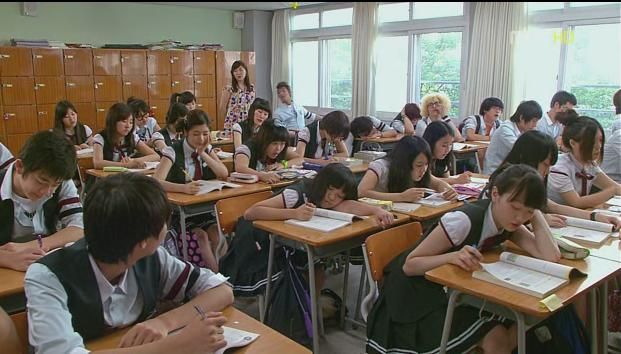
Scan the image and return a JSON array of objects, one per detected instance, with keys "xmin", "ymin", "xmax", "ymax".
[
  {"xmin": 474, "ymin": 152, "xmax": 482, "ymax": 173},
  {"xmin": 340, "ymin": 250, "xmax": 351, "ymax": 329},
  {"xmin": 262, "ymin": 234, "xmax": 276, "ymax": 323},
  {"xmin": 305, "ymin": 245, "xmax": 320, "ymax": 353},
  {"xmin": 178, "ymin": 205, "xmax": 189, "ymax": 261},
  {"xmin": 601, "ymin": 282, "xmax": 609, "ymax": 354},
  {"xmin": 509, "ymin": 308, "xmax": 527, "ymax": 354},
  {"xmin": 590, "ymin": 289, "xmax": 598, "ymax": 354},
  {"xmin": 439, "ymin": 290, "xmax": 461, "ymax": 353}
]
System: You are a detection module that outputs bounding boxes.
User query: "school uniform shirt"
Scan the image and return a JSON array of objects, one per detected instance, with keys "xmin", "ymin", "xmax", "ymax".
[
  {"xmin": 367, "ymin": 116, "xmax": 395, "ymax": 135},
  {"xmin": 390, "ymin": 114, "xmax": 428, "ymax": 136},
  {"xmin": 536, "ymin": 112, "xmax": 563, "ymax": 140},
  {"xmin": 0, "ymin": 162, "xmax": 83, "ymax": 241},
  {"xmin": 612, "ymin": 114, "xmax": 621, "ymax": 134},
  {"xmin": 0, "ymin": 142, "xmax": 14, "ymax": 170},
  {"xmin": 440, "ymin": 203, "xmax": 505, "ymax": 248},
  {"xmin": 460, "ymin": 115, "xmax": 499, "ymax": 138},
  {"xmin": 274, "ymin": 101, "xmax": 317, "ymax": 131},
  {"xmin": 548, "ymin": 152, "xmax": 604, "ymax": 204},
  {"xmin": 64, "ymin": 125, "xmax": 93, "ymax": 146},
  {"xmin": 232, "ymin": 122, "xmax": 260, "ymax": 143},
  {"xmin": 234, "ymin": 143, "xmax": 271, "ymax": 172},
  {"xmin": 24, "ymin": 246, "xmax": 228, "ymax": 354},
  {"xmin": 602, "ymin": 129, "xmax": 621, "ymax": 183},
  {"xmin": 483, "ymin": 120, "xmax": 522, "ymax": 175},
  {"xmin": 161, "ymin": 140, "xmax": 214, "ymax": 182},
  {"xmin": 92, "ymin": 133, "xmax": 140, "ymax": 162},
  {"xmin": 368, "ymin": 159, "xmax": 392, "ymax": 192},
  {"xmin": 135, "ymin": 117, "xmax": 158, "ymax": 142},
  {"xmin": 297, "ymin": 125, "xmax": 327, "ymax": 159},
  {"xmin": 151, "ymin": 127, "xmax": 181, "ymax": 148}
]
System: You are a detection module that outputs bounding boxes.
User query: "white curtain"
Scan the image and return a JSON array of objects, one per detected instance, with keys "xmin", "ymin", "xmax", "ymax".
[
  {"xmin": 271, "ymin": 9, "xmax": 290, "ymax": 109},
  {"xmin": 462, "ymin": 2, "xmax": 527, "ymax": 118},
  {"xmin": 351, "ymin": 2, "xmax": 378, "ymax": 118}
]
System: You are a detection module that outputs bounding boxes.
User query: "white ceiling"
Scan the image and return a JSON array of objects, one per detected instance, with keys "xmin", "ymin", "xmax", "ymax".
[{"xmin": 141, "ymin": 2, "xmax": 324, "ymax": 11}]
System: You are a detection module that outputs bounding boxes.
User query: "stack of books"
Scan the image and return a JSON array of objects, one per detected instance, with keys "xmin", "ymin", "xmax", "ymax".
[{"xmin": 11, "ymin": 39, "xmax": 50, "ymax": 47}]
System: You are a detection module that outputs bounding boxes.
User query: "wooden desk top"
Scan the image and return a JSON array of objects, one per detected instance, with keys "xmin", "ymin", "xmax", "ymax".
[
  {"xmin": 401, "ymin": 201, "xmax": 464, "ymax": 222},
  {"xmin": 167, "ymin": 183, "xmax": 271, "ymax": 206},
  {"xmin": 212, "ymin": 137, "xmax": 233, "ymax": 146},
  {"xmin": 426, "ymin": 249, "xmax": 621, "ymax": 317},
  {"xmin": 587, "ymin": 237, "xmax": 621, "ymax": 263},
  {"xmin": 86, "ymin": 168, "xmax": 155, "ymax": 178},
  {"xmin": 86, "ymin": 306, "xmax": 311, "ymax": 354},
  {"xmin": 354, "ymin": 134, "xmax": 403, "ymax": 143},
  {"xmin": 0, "ymin": 268, "xmax": 25, "ymax": 298},
  {"xmin": 253, "ymin": 213, "xmax": 411, "ymax": 247},
  {"xmin": 466, "ymin": 140, "xmax": 491, "ymax": 149},
  {"xmin": 453, "ymin": 144, "xmax": 483, "ymax": 154}
]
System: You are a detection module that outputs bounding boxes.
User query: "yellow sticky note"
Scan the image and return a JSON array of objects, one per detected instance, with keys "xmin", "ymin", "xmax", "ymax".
[{"xmin": 539, "ymin": 294, "xmax": 563, "ymax": 311}]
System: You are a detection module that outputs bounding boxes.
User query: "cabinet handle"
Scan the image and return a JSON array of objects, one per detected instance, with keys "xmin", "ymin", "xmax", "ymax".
[
  {"xmin": 95, "ymin": 55, "xmax": 103, "ymax": 59},
  {"xmin": 149, "ymin": 82, "xmax": 156, "ymax": 85},
  {"xmin": 1, "ymin": 54, "xmax": 11, "ymax": 58},
  {"xmin": 65, "ymin": 55, "xmax": 74, "ymax": 59},
  {"xmin": 124, "ymin": 82, "xmax": 132, "ymax": 85},
  {"xmin": 2, "ymin": 84, "xmax": 13, "ymax": 88},
  {"xmin": 5, "ymin": 113, "xmax": 16, "ymax": 118},
  {"xmin": 34, "ymin": 55, "xmax": 43, "ymax": 59},
  {"xmin": 151, "ymin": 106, "xmax": 158, "ymax": 109},
  {"xmin": 196, "ymin": 56, "xmax": 201, "ymax": 60},
  {"xmin": 97, "ymin": 109, "xmax": 105, "ymax": 112},
  {"xmin": 196, "ymin": 80, "xmax": 202, "ymax": 84},
  {"xmin": 96, "ymin": 82, "xmax": 104, "ymax": 86},
  {"xmin": 197, "ymin": 104, "xmax": 203, "ymax": 107},
  {"xmin": 67, "ymin": 83, "xmax": 76, "ymax": 87},
  {"xmin": 36, "ymin": 83, "xmax": 46, "ymax": 87},
  {"xmin": 38, "ymin": 111, "xmax": 48, "ymax": 115}
]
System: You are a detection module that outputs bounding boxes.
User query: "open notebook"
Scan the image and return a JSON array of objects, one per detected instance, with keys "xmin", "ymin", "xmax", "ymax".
[
  {"xmin": 473, "ymin": 252, "xmax": 586, "ymax": 298},
  {"xmin": 195, "ymin": 180, "xmax": 241, "ymax": 195},
  {"xmin": 214, "ymin": 326, "xmax": 259, "ymax": 354},
  {"xmin": 126, "ymin": 161, "xmax": 160, "ymax": 173},
  {"xmin": 551, "ymin": 216, "xmax": 615, "ymax": 246},
  {"xmin": 417, "ymin": 192, "xmax": 451, "ymax": 208},
  {"xmin": 606, "ymin": 196, "xmax": 621, "ymax": 207},
  {"xmin": 285, "ymin": 208, "xmax": 366, "ymax": 232}
]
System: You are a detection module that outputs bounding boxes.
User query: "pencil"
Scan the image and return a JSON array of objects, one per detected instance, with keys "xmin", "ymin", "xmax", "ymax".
[{"xmin": 182, "ymin": 168, "xmax": 194, "ymax": 181}]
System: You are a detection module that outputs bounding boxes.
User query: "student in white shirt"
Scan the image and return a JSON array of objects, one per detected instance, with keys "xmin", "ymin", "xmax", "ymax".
[
  {"xmin": 128, "ymin": 97, "xmax": 161, "ymax": 143},
  {"xmin": 483, "ymin": 100, "xmax": 543, "ymax": 175},
  {"xmin": 536, "ymin": 90, "xmax": 577, "ymax": 142},
  {"xmin": 390, "ymin": 103, "xmax": 425, "ymax": 136},
  {"xmin": 350, "ymin": 116, "xmax": 398, "ymax": 140},
  {"xmin": 0, "ymin": 142, "xmax": 14, "ymax": 171},
  {"xmin": 295, "ymin": 111, "xmax": 351, "ymax": 164},
  {"xmin": 548, "ymin": 115, "xmax": 621, "ymax": 208},
  {"xmin": 232, "ymin": 97, "xmax": 271, "ymax": 149},
  {"xmin": 25, "ymin": 173, "xmax": 233, "ymax": 354},
  {"xmin": 460, "ymin": 97, "xmax": 503, "ymax": 141},
  {"xmin": 273, "ymin": 81, "xmax": 318, "ymax": 134},
  {"xmin": 602, "ymin": 129, "xmax": 621, "ymax": 183},
  {"xmin": 420, "ymin": 92, "xmax": 465, "ymax": 142},
  {"xmin": 150, "ymin": 102, "xmax": 189, "ymax": 151},
  {"xmin": 612, "ymin": 89, "xmax": 621, "ymax": 134},
  {"xmin": 53, "ymin": 100, "xmax": 94, "ymax": 151}
]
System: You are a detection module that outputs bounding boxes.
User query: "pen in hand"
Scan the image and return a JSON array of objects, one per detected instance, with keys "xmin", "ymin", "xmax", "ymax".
[{"xmin": 194, "ymin": 305, "xmax": 206, "ymax": 320}]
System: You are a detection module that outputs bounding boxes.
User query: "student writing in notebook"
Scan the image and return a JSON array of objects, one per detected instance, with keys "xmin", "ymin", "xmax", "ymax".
[
  {"xmin": 232, "ymin": 97, "xmax": 272, "ymax": 149},
  {"xmin": 150, "ymin": 103, "xmax": 189, "ymax": 151},
  {"xmin": 25, "ymin": 173, "xmax": 233, "ymax": 354},
  {"xmin": 0, "ymin": 131, "xmax": 83, "ymax": 271},
  {"xmin": 548, "ymin": 115, "xmax": 621, "ymax": 208},
  {"xmin": 221, "ymin": 163, "xmax": 392, "ymax": 297},
  {"xmin": 128, "ymin": 97, "xmax": 160, "ymax": 143},
  {"xmin": 366, "ymin": 165, "xmax": 560, "ymax": 354},
  {"xmin": 358, "ymin": 136, "xmax": 457, "ymax": 202},
  {"xmin": 153, "ymin": 109, "xmax": 228, "ymax": 272},
  {"xmin": 92, "ymin": 103, "xmax": 159, "ymax": 169},
  {"xmin": 295, "ymin": 110, "xmax": 351, "ymax": 164},
  {"xmin": 234, "ymin": 120, "xmax": 303, "ymax": 183},
  {"xmin": 423, "ymin": 121, "xmax": 472, "ymax": 185},
  {"xmin": 53, "ymin": 100, "xmax": 93, "ymax": 151}
]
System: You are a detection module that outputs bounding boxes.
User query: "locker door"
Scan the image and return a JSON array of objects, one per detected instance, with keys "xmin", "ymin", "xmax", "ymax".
[
  {"xmin": 193, "ymin": 51, "xmax": 215, "ymax": 75},
  {"xmin": 1, "ymin": 77, "xmax": 35, "ymax": 105},
  {"xmin": 122, "ymin": 76, "xmax": 148, "ymax": 101},
  {"xmin": 93, "ymin": 49, "xmax": 121, "ymax": 76},
  {"xmin": 73, "ymin": 102, "xmax": 97, "ymax": 132},
  {"xmin": 170, "ymin": 51, "xmax": 192, "ymax": 75},
  {"xmin": 63, "ymin": 49, "xmax": 93, "ymax": 76},
  {"xmin": 147, "ymin": 51, "xmax": 171, "ymax": 75},
  {"xmin": 171, "ymin": 75, "xmax": 194, "ymax": 94},
  {"xmin": 148, "ymin": 75, "xmax": 171, "ymax": 101},
  {"xmin": 196, "ymin": 98, "xmax": 217, "ymax": 125},
  {"xmin": 3, "ymin": 105, "xmax": 37, "ymax": 135},
  {"xmin": 35, "ymin": 77, "xmax": 66, "ymax": 104},
  {"xmin": 148, "ymin": 99, "xmax": 170, "ymax": 126},
  {"xmin": 32, "ymin": 48, "xmax": 64, "ymax": 76},
  {"xmin": 95, "ymin": 102, "xmax": 114, "ymax": 130},
  {"xmin": 36, "ymin": 104, "xmax": 56, "ymax": 131},
  {"xmin": 121, "ymin": 50, "xmax": 147, "ymax": 76},
  {"xmin": 194, "ymin": 75, "xmax": 215, "ymax": 98},
  {"xmin": 66, "ymin": 76, "xmax": 95, "ymax": 103},
  {"xmin": 0, "ymin": 47, "xmax": 33, "ymax": 76},
  {"xmin": 94, "ymin": 76, "xmax": 122, "ymax": 102}
]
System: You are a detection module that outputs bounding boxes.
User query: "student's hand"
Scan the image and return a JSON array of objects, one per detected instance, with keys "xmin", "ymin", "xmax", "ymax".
[
  {"xmin": 119, "ymin": 317, "xmax": 169, "ymax": 348},
  {"xmin": 441, "ymin": 188, "xmax": 458, "ymax": 201},
  {"xmin": 295, "ymin": 202, "xmax": 316, "ymax": 220},
  {"xmin": 79, "ymin": 143, "xmax": 89, "ymax": 149},
  {"xmin": 127, "ymin": 159, "xmax": 146, "ymax": 169},
  {"xmin": 74, "ymin": 145, "xmax": 81, "ymax": 151},
  {"xmin": 367, "ymin": 131, "xmax": 382, "ymax": 139},
  {"xmin": 543, "ymin": 213, "xmax": 567, "ymax": 228},
  {"xmin": 373, "ymin": 209, "xmax": 394, "ymax": 227},
  {"xmin": 399, "ymin": 188, "xmax": 426, "ymax": 202},
  {"xmin": 177, "ymin": 312, "xmax": 227, "ymax": 354},
  {"xmin": 453, "ymin": 172, "xmax": 472, "ymax": 184},
  {"xmin": 598, "ymin": 215, "xmax": 621, "ymax": 231},
  {"xmin": 265, "ymin": 162, "xmax": 284, "ymax": 171},
  {"xmin": 0, "ymin": 244, "xmax": 46, "ymax": 271},
  {"xmin": 183, "ymin": 181, "xmax": 202, "ymax": 195},
  {"xmin": 450, "ymin": 245, "xmax": 483, "ymax": 272},
  {"xmin": 259, "ymin": 171, "xmax": 281, "ymax": 184}
]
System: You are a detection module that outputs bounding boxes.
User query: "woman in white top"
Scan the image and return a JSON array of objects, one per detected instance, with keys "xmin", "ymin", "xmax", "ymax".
[
  {"xmin": 233, "ymin": 97, "xmax": 271, "ymax": 149},
  {"xmin": 548, "ymin": 115, "xmax": 621, "ymax": 208},
  {"xmin": 53, "ymin": 100, "xmax": 93, "ymax": 150},
  {"xmin": 150, "ymin": 102, "xmax": 189, "ymax": 151},
  {"xmin": 483, "ymin": 100, "xmax": 542, "ymax": 175},
  {"xmin": 128, "ymin": 97, "xmax": 160, "ymax": 143},
  {"xmin": 420, "ymin": 92, "xmax": 464, "ymax": 142}
]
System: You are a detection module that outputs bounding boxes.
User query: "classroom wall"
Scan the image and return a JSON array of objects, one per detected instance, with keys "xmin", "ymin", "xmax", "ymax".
[
  {"xmin": 0, "ymin": 2, "xmax": 241, "ymax": 50},
  {"xmin": 241, "ymin": 10, "xmax": 273, "ymax": 103}
]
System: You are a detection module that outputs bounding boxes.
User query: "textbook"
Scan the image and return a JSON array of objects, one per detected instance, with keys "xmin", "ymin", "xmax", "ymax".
[
  {"xmin": 214, "ymin": 326, "xmax": 259, "ymax": 354},
  {"xmin": 417, "ymin": 192, "xmax": 451, "ymax": 208},
  {"xmin": 358, "ymin": 197, "xmax": 393, "ymax": 210},
  {"xmin": 76, "ymin": 147, "xmax": 93, "ymax": 156},
  {"xmin": 552, "ymin": 216, "xmax": 614, "ymax": 246},
  {"xmin": 554, "ymin": 235, "xmax": 590, "ymax": 260},
  {"xmin": 216, "ymin": 151, "xmax": 234, "ymax": 159},
  {"xmin": 285, "ymin": 208, "xmax": 366, "ymax": 232},
  {"xmin": 229, "ymin": 172, "xmax": 259, "ymax": 184},
  {"xmin": 195, "ymin": 180, "xmax": 241, "ymax": 195},
  {"xmin": 126, "ymin": 161, "xmax": 160, "ymax": 173},
  {"xmin": 592, "ymin": 208, "xmax": 621, "ymax": 217},
  {"xmin": 473, "ymin": 252, "xmax": 586, "ymax": 298},
  {"xmin": 606, "ymin": 196, "xmax": 621, "ymax": 207},
  {"xmin": 391, "ymin": 202, "xmax": 422, "ymax": 213}
]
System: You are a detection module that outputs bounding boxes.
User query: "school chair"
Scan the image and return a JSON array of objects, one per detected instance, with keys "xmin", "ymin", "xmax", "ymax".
[
  {"xmin": 361, "ymin": 222, "xmax": 422, "ymax": 322},
  {"xmin": 214, "ymin": 190, "xmax": 273, "ymax": 321},
  {"xmin": 76, "ymin": 157, "xmax": 94, "ymax": 199},
  {"xmin": 0, "ymin": 310, "xmax": 27, "ymax": 354}
]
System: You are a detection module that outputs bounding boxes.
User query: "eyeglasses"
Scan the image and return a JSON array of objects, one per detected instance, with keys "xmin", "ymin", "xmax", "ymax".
[{"xmin": 428, "ymin": 101, "xmax": 441, "ymax": 107}]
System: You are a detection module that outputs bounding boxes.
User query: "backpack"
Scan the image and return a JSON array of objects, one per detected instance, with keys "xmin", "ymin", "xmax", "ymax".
[
  {"xmin": 458, "ymin": 115, "xmax": 500, "ymax": 135},
  {"xmin": 264, "ymin": 248, "xmax": 313, "ymax": 347},
  {"xmin": 518, "ymin": 304, "xmax": 590, "ymax": 354}
]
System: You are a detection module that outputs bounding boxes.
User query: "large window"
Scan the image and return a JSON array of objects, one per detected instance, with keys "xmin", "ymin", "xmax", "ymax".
[
  {"xmin": 325, "ymin": 39, "xmax": 352, "ymax": 110},
  {"xmin": 291, "ymin": 41, "xmax": 319, "ymax": 107},
  {"xmin": 375, "ymin": 36, "xmax": 409, "ymax": 113}
]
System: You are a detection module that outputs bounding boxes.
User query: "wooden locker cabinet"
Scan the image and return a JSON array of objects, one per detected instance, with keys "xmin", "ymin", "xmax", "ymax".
[
  {"xmin": 170, "ymin": 51, "xmax": 193, "ymax": 75},
  {"xmin": 35, "ymin": 77, "xmax": 66, "ymax": 104},
  {"xmin": 193, "ymin": 51, "xmax": 215, "ymax": 75},
  {"xmin": 147, "ymin": 51, "xmax": 171, "ymax": 75},
  {"xmin": 93, "ymin": 49, "xmax": 121, "ymax": 76},
  {"xmin": 6, "ymin": 134, "xmax": 30, "ymax": 156},
  {"xmin": 63, "ymin": 49, "xmax": 93, "ymax": 76},
  {"xmin": 32, "ymin": 48, "xmax": 64, "ymax": 76},
  {"xmin": 171, "ymin": 75, "xmax": 194, "ymax": 94},
  {"xmin": 121, "ymin": 50, "xmax": 147, "ymax": 76},
  {"xmin": 194, "ymin": 75, "xmax": 215, "ymax": 98},
  {"xmin": 3, "ymin": 105, "xmax": 37, "ymax": 135},
  {"xmin": 1, "ymin": 77, "xmax": 35, "ymax": 105},
  {"xmin": 196, "ymin": 98, "xmax": 217, "ymax": 123},
  {"xmin": 66, "ymin": 76, "xmax": 95, "ymax": 103},
  {"xmin": 148, "ymin": 99, "xmax": 169, "ymax": 125},
  {"xmin": 94, "ymin": 75, "xmax": 122, "ymax": 102},
  {"xmin": 70, "ymin": 102, "xmax": 97, "ymax": 131},
  {"xmin": 0, "ymin": 47, "xmax": 33, "ymax": 77},
  {"xmin": 36, "ymin": 104, "xmax": 56, "ymax": 131},
  {"xmin": 148, "ymin": 75, "xmax": 171, "ymax": 101},
  {"xmin": 122, "ymin": 76, "xmax": 147, "ymax": 101},
  {"xmin": 95, "ymin": 102, "xmax": 113, "ymax": 130}
]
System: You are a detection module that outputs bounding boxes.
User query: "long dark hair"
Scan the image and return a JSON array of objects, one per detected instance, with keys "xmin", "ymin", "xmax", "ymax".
[
  {"xmin": 54, "ymin": 100, "xmax": 87, "ymax": 144},
  {"xmin": 240, "ymin": 98, "xmax": 271, "ymax": 142},
  {"xmin": 104, "ymin": 103, "xmax": 135, "ymax": 149},
  {"xmin": 488, "ymin": 164, "xmax": 547, "ymax": 210},
  {"xmin": 562, "ymin": 115, "xmax": 604, "ymax": 163},
  {"xmin": 251, "ymin": 120, "xmax": 289, "ymax": 164},
  {"xmin": 387, "ymin": 136, "xmax": 432, "ymax": 193},
  {"xmin": 170, "ymin": 91, "xmax": 196, "ymax": 107},
  {"xmin": 179, "ymin": 109, "xmax": 211, "ymax": 133},
  {"xmin": 166, "ymin": 102, "xmax": 189, "ymax": 131},
  {"xmin": 509, "ymin": 100, "xmax": 542, "ymax": 123},
  {"xmin": 230, "ymin": 60, "xmax": 252, "ymax": 93},
  {"xmin": 305, "ymin": 163, "xmax": 357, "ymax": 206},
  {"xmin": 423, "ymin": 121, "xmax": 454, "ymax": 177}
]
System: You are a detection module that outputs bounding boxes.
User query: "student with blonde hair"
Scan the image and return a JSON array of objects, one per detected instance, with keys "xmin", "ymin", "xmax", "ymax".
[{"xmin": 420, "ymin": 92, "xmax": 464, "ymax": 142}]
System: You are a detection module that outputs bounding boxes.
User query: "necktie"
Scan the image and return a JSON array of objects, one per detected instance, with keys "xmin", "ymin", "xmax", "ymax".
[
  {"xmin": 191, "ymin": 152, "xmax": 202, "ymax": 181},
  {"xmin": 575, "ymin": 170, "xmax": 594, "ymax": 197},
  {"xmin": 479, "ymin": 232, "xmax": 507, "ymax": 252}
]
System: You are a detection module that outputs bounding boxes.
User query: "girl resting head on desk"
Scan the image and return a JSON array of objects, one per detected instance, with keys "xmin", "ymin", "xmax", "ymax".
[
  {"xmin": 366, "ymin": 164, "xmax": 560, "ymax": 354},
  {"xmin": 358, "ymin": 135, "xmax": 458, "ymax": 202}
]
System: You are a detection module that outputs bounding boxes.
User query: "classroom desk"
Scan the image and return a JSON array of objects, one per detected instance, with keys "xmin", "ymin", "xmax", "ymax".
[
  {"xmin": 0, "ymin": 268, "xmax": 24, "ymax": 298},
  {"xmin": 85, "ymin": 168, "xmax": 155, "ymax": 178},
  {"xmin": 426, "ymin": 248, "xmax": 621, "ymax": 354},
  {"xmin": 452, "ymin": 144, "xmax": 484, "ymax": 174},
  {"xmin": 85, "ymin": 306, "xmax": 311, "ymax": 354},
  {"xmin": 254, "ymin": 213, "xmax": 411, "ymax": 353},
  {"xmin": 168, "ymin": 183, "xmax": 272, "ymax": 260},
  {"xmin": 398, "ymin": 201, "xmax": 465, "ymax": 223},
  {"xmin": 353, "ymin": 135, "xmax": 403, "ymax": 153}
]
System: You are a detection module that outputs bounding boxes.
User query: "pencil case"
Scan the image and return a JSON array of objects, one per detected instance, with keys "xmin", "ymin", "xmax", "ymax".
[{"xmin": 103, "ymin": 166, "xmax": 128, "ymax": 172}]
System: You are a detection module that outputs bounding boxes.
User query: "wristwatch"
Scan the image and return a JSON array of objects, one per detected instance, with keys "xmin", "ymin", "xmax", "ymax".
[{"xmin": 590, "ymin": 211, "xmax": 597, "ymax": 221}]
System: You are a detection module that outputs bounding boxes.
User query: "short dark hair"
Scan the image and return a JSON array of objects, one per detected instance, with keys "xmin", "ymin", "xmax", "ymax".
[
  {"xmin": 479, "ymin": 97, "xmax": 504, "ymax": 115},
  {"xmin": 319, "ymin": 111, "xmax": 350, "ymax": 140},
  {"xmin": 127, "ymin": 97, "xmax": 149, "ymax": 118},
  {"xmin": 84, "ymin": 173, "xmax": 171, "ymax": 264},
  {"xmin": 170, "ymin": 91, "xmax": 196, "ymax": 106},
  {"xmin": 19, "ymin": 130, "xmax": 76, "ymax": 180},
  {"xmin": 180, "ymin": 109, "xmax": 211, "ymax": 132},
  {"xmin": 404, "ymin": 103, "xmax": 422, "ymax": 121},
  {"xmin": 613, "ymin": 89, "xmax": 621, "ymax": 114},
  {"xmin": 387, "ymin": 136, "xmax": 432, "ymax": 192},
  {"xmin": 561, "ymin": 115, "xmax": 603, "ymax": 163},
  {"xmin": 276, "ymin": 82, "xmax": 291, "ymax": 95},
  {"xmin": 555, "ymin": 108, "xmax": 579, "ymax": 126},
  {"xmin": 306, "ymin": 163, "xmax": 357, "ymax": 205},
  {"xmin": 509, "ymin": 100, "xmax": 542, "ymax": 123},
  {"xmin": 550, "ymin": 90, "xmax": 577, "ymax": 108},
  {"xmin": 350, "ymin": 116, "xmax": 375, "ymax": 138},
  {"xmin": 490, "ymin": 164, "xmax": 547, "ymax": 210},
  {"xmin": 241, "ymin": 98, "xmax": 272, "ymax": 142},
  {"xmin": 423, "ymin": 121, "xmax": 454, "ymax": 176}
]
